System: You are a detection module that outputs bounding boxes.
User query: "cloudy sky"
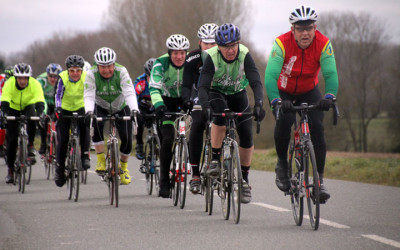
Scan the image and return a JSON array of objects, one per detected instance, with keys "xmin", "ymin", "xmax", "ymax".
[{"xmin": 2, "ymin": 0, "xmax": 400, "ymax": 59}]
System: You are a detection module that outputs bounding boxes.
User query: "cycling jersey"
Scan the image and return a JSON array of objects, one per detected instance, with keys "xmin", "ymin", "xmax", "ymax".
[
  {"xmin": 149, "ymin": 53, "xmax": 184, "ymax": 108},
  {"xmin": 1, "ymin": 76, "xmax": 45, "ymax": 111},
  {"xmin": 181, "ymin": 49, "xmax": 203, "ymax": 103},
  {"xmin": 134, "ymin": 73, "xmax": 152, "ymax": 110},
  {"xmin": 55, "ymin": 70, "xmax": 86, "ymax": 111},
  {"xmin": 265, "ymin": 30, "xmax": 339, "ymax": 102},
  {"xmin": 37, "ymin": 72, "xmax": 56, "ymax": 106},
  {"xmin": 84, "ymin": 63, "xmax": 138, "ymax": 114},
  {"xmin": 198, "ymin": 45, "xmax": 264, "ymax": 107}
]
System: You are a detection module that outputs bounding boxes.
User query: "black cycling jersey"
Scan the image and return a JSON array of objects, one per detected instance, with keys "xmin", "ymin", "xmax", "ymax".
[{"xmin": 181, "ymin": 49, "xmax": 203, "ymax": 103}]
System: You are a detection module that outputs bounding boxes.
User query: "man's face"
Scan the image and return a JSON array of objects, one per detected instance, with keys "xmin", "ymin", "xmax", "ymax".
[
  {"xmin": 98, "ymin": 64, "xmax": 115, "ymax": 79},
  {"xmin": 68, "ymin": 67, "xmax": 83, "ymax": 82},
  {"xmin": 47, "ymin": 74, "xmax": 59, "ymax": 86},
  {"xmin": 199, "ymin": 41, "xmax": 217, "ymax": 51},
  {"xmin": 218, "ymin": 41, "xmax": 239, "ymax": 61},
  {"xmin": 291, "ymin": 23, "xmax": 316, "ymax": 49},
  {"xmin": 16, "ymin": 77, "xmax": 29, "ymax": 88},
  {"xmin": 170, "ymin": 50, "xmax": 186, "ymax": 67}
]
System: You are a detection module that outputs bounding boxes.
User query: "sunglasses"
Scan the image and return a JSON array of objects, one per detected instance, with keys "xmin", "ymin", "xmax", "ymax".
[
  {"xmin": 294, "ymin": 25, "xmax": 315, "ymax": 32},
  {"xmin": 68, "ymin": 68, "xmax": 83, "ymax": 73}
]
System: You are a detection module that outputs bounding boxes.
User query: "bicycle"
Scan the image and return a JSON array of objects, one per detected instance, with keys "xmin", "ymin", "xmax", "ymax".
[
  {"xmin": 41, "ymin": 115, "xmax": 57, "ymax": 180},
  {"xmin": 276, "ymin": 101, "xmax": 339, "ymax": 230},
  {"xmin": 200, "ymin": 120, "xmax": 213, "ymax": 215},
  {"xmin": 139, "ymin": 113, "xmax": 161, "ymax": 196},
  {"xmin": 91, "ymin": 114, "xmax": 134, "ymax": 208},
  {"xmin": 210, "ymin": 109, "xmax": 260, "ymax": 224},
  {"xmin": 63, "ymin": 113, "xmax": 86, "ymax": 202},
  {"xmin": 6, "ymin": 115, "xmax": 40, "ymax": 193},
  {"xmin": 166, "ymin": 111, "xmax": 190, "ymax": 209}
]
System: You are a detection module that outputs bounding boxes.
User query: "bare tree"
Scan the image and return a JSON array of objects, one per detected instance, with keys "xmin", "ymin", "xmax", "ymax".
[{"xmin": 318, "ymin": 12, "xmax": 388, "ymax": 152}]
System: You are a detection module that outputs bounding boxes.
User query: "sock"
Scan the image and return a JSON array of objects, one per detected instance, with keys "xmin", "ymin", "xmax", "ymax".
[
  {"xmin": 242, "ymin": 165, "xmax": 250, "ymax": 183},
  {"xmin": 211, "ymin": 147, "xmax": 221, "ymax": 161},
  {"xmin": 120, "ymin": 160, "xmax": 128, "ymax": 170},
  {"xmin": 191, "ymin": 164, "xmax": 200, "ymax": 177}
]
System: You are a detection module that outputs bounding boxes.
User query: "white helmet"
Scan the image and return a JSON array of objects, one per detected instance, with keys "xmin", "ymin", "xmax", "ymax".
[
  {"xmin": 94, "ymin": 47, "xmax": 116, "ymax": 65},
  {"xmin": 197, "ymin": 23, "xmax": 218, "ymax": 43},
  {"xmin": 14, "ymin": 63, "xmax": 32, "ymax": 77},
  {"xmin": 166, "ymin": 34, "xmax": 190, "ymax": 50},
  {"xmin": 289, "ymin": 5, "xmax": 318, "ymax": 24},
  {"xmin": 83, "ymin": 61, "xmax": 91, "ymax": 71}
]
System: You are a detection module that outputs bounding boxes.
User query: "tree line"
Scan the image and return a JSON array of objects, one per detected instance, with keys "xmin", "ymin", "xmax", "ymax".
[{"xmin": 1, "ymin": 0, "xmax": 399, "ymax": 153}]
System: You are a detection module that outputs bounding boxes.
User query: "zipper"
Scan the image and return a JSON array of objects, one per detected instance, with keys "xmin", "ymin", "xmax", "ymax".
[{"xmin": 294, "ymin": 49, "xmax": 305, "ymax": 95}]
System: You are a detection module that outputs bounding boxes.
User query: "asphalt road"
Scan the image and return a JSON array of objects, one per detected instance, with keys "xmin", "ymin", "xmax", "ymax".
[{"xmin": 1, "ymin": 156, "xmax": 399, "ymax": 250}]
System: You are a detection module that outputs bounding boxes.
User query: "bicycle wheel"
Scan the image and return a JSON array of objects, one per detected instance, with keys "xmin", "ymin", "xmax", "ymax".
[
  {"xmin": 67, "ymin": 150, "xmax": 73, "ymax": 200},
  {"xmin": 178, "ymin": 140, "xmax": 188, "ymax": 209},
  {"xmin": 171, "ymin": 143, "xmax": 179, "ymax": 206},
  {"xmin": 111, "ymin": 141, "xmax": 119, "ymax": 207},
  {"xmin": 44, "ymin": 156, "xmax": 51, "ymax": 180},
  {"xmin": 143, "ymin": 139, "xmax": 153, "ymax": 195},
  {"xmin": 230, "ymin": 141, "xmax": 241, "ymax": 224},
  {"xmin": 50, "ymin": 133, "xmax": 56, "ymax": 178},
  {"xmin": 305, "ymin": 140, "xmax": 320, "ymax": 230},
  {"xmin": 153, "ymin": 135, "xmax": 161, "ymax": 195},
  {"xmin": 20, "ymin": 139, "xmax": 27, "ymax": 193},
  {"xmin": 81, "ymin": 169, "xmax": 87, "ymax": 184},
  {"xmin": 289, "ymin": 142, "xmax": 303, "ymax": 226},
  {"xmin": 206, "ymin": 177, "xmax": 214, "ymax": 215},
  {"xmin": 72, "ymin": 141, "xmax": 80, "ymax": 202},
  {"xmin": 200, "ymin": 140, "xmax": 212, "ymax": 213},
  {"xmin": 220, "ymin": 155, "xmax": 231, "ymax": 220},
  {"xmin": 26, "ymin": 160, "xmax": 32, "ymax": 185}
]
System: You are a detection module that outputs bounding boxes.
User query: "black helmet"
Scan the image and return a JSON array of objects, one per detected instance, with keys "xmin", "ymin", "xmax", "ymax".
[
  {"xmin": 144, "ymin": 58, "xmax": 156, "ymax": 76},
  {"xmin": 65, "ymin": 55, "xmax": 85, "ymax": 69}
]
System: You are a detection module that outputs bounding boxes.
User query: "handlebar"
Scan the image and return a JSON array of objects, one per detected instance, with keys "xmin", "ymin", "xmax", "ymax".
[
  {"xmin": 6, "ymin": 115, "xmax": 40, "ymax": 121},
  {"xmin": 212, "ymin": 111, "xmax": 260, "ymax": 134}
]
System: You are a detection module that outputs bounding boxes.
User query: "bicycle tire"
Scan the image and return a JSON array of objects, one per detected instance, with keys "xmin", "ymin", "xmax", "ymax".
[
  {"xmin": 50, "ymin": 133, "xmax": 56, "ymax": 178},
  {"xmin": 289, "ymin": 142, "xmax": 303, "ymax": 226},
  {"xmin": 112, "ymin": 140, "xmax": 119, "ymax": 207},
  {"xmin": 305, "ymin": 140, "xmax": 320, "ymax": 230},
  {"xmin": 231, "ymin": 141, "xmax": 241, "ymax": 224},
  {"xmin": 220, "ymin": 148, "xmax": 231, "ymax": 220},
  {"xmin": 20, "ymin": 138, "xmax": 27, "ymax": 193},
  {"xmin": 179, "ymin": 139, "xmax": 188, "ymax": 209},
  {"xmin": 81, "ymin": 169, "xmax": 87, "ymax": 184},
  {"xmin": 72, "ymin": 140, "xmax": 80, "ymax": 202},
  {"xmin": 171, "ymin": 143, "xmax": 178, "ymax": 206},
  {"xmin": 67, "ymin": 145, "xmax": 74, "ymax": 200},
  {"xmin": 144, "ymin": 139, "xmax": 153, "ymax": 195},
  {"xmin": 206, "ymin": 177, "xmax": 214, "ymax": 215},
  {"xmin": 44, "ymin": 156, "xmax": 51, "ymax": 180},
  {"xmin": 153, "ymin": 135, "xmax": 161, "ymax": 196}
]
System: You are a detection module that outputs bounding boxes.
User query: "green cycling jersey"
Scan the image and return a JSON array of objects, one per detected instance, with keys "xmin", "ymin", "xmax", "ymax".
[{"xmin": 37, "ymin": 72, "xmax": 56, "ymax": 106}]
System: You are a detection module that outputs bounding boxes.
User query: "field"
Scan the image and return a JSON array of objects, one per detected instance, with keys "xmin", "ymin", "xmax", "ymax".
[{"xmin": 252, "ymin": 149, "xmax": 400, "ymax": 187}]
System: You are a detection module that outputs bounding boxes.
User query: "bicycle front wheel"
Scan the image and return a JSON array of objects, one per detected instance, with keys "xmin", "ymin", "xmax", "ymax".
[
  {"xmin": 171, "ymin": 143, "xmax": 179, "ymax": 206},
  {"xmin": 230, "ymin": 141, "xmax": 242, "ymax": 224},
  {"xmin": 289, "ymin": 142, "xmax": 303, "ymax": 226},
  {"xmin": 206, "ymin": 176, "xmax": 214, "ymax": 215},
  {"xmin": 111, "ymin": 141, "xmax": 119, "ymax": 207},
  {"xmin": 220, "ymin": 157, "xmax": 231, "ymax": 220},
  {"xmin": 72, "ymin": 141, "xmax": 80, "ymax": 202},
  {"xmin": 26, "ymin": 161, "xmax": 32, "ymax": 185},
  {"xmin": 178, "ymin": 140, "xmax": 188, "ymax": 209},
  {"xmin": 144, "ymin": 139, "xmax": 153, "ymax": 195},
  {"xmin": 305, "ymin": 140, "xmax": 320, "ymax": 230}
]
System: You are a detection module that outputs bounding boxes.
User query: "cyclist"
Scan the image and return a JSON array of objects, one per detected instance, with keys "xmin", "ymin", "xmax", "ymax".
[
  {"xmin": 134, "ymin": 58, "xmax": 156, "ymax": 161},
  {"xmin": 181, "ymin": 23, "xmax": 218, "ymax": 194},
  {"xmin": 264, "ymin": 5, "xmax": 339, "ymax": 202},
  {"xmin": 149, "ymin": 34, "xmax": 190, "ymax": 198},
  {"xmin": 0, "ymin": 66, "xmax": 14, "ymax": 157},
  {"xmin": 198, "ymin": 23, "xmax": 265, "ymax": 204},
  {"xmin": 37, "ymin": 63, "xmax": 63, "ymax": 155},
  {"xmin": 54, "ymin": 55, "xmax": 91, "ymax": 187},
  {"xmin": 1, "ymin": 63, "xmax": 45, "ymax": 184},
  {"xmin": 84, "ymin": 47, "xmax": 139, "ymax": 185}
]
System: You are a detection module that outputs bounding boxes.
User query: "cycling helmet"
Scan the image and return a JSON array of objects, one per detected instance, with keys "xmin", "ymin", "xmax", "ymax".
[
  {"xmin": 94, "ymin": 47, "xmax": 116, "ymax": 65},
  {"xmin": 144, "ymin": 58, "xmax": 156, "ymax": 76},
  {"xmin": 13, "ymin": 63, "xmax": 32, "ymax": 77},
  {"xmin": 289, "ymin": 5, "xmax": 318, "ymax": 24},
  {"xmin": 83, "ymin": 61, "xmax": 92, "ymax": 71},
  {"xmin": 46, "ymin": 63, "xmax": 62, "ymax": 75},
  {"xmin": 215, "ymin": 23, "xmax": 241, "ymax": 46},
  {"xmin": 4, "ymin": 65, "xmax": 14, "ymax": 80},
  {"xmin": 197, "ymin": 23, "xmax": 219, "ymax": 43},
  {"xmin": 166, "ymin": 34, "xmax": 190, "ymax": 50},
  {"xmin": 65, "ymin": 55, "xmax": 85, "ymax": 69}
]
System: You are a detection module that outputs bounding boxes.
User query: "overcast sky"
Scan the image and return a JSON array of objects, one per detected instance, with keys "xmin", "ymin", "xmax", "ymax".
[{"xmin": 2, "ymin": 0, "xmax": 400, "ymax": 60}]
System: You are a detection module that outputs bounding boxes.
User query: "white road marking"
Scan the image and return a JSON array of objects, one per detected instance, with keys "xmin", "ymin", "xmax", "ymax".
[
  {"xmin": 362, "ymin": 234, "xmax": 400, "ymax": 249},
  {"xmin": 252, "ymin": 201, "xmax": 350, "ymax": 229},
  {"xmin": 251, "ymin": 202, "xmax": 291, "ymax": 212}
]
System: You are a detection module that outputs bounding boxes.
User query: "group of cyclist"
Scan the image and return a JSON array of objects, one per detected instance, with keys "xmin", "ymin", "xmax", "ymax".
[{"xmin": 1, "ymin": 5, "xmax": 338, "ymax": 204}]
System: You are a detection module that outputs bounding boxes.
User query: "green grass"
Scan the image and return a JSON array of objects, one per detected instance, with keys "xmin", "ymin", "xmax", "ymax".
[{"xmin": 252, "ymin": 149, "xmax": 400, "ymax": 187}]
